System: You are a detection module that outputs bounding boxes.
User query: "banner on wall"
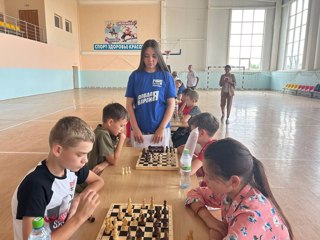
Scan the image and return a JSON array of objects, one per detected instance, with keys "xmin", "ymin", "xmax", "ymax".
[{"xmin": 105, "ymin": 20, "xmax": 137, "ymax": 44}]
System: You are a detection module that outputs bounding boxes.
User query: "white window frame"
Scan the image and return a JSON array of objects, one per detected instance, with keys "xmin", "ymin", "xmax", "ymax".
[
  {"xmin": 54, "ymin": 14, "xmax": 62, "ymax": 29},
  {"xmin": 65, "ymin": 19, "xmax": 72, "ymax": 33},
  {"xmin": 228, "ymin": 9, "xmax": 266, "ymax": 71},
  {"xmin": 284, "ymin": 0, "xmax": 309, "ymax": 70}
]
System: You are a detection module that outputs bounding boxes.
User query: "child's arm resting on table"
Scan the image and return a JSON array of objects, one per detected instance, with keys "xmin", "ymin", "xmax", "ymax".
[{"xmin": 105, "ymin": 132, "xmax": 126, "ymax": 165}]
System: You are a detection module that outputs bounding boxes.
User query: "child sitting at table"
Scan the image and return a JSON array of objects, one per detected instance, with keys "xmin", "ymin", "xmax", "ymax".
[
  {"xmin": 88, "ymin": 103, "xmax": 128, "ymax": 175},
  {"xmin": 172, "ymin": 90, "xmax": 201, "ymax": 148},
  {"xmin": 178, "ymin": 112, "xmax": 219, "ymax": 177},
  {"xmin": 77, "ymin": 103, "xmax": 127, "ymax": 192},
  {"xmin": 178, "ymin": 88, "xmax": 192, "ymax": 116},
  {"xmin": 186, "ymin": 138, "xmax": 293, "ymax": 240},
  {"xmin": 12, "ymin": 116, "xmax": 104, "ymax": 240}
]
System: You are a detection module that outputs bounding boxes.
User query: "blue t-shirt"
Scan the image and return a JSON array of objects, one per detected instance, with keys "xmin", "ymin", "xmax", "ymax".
[
  {"xmin": 178, "ymin": 84, "xmax": 186, "ymax": 95},
  {"xmin": 125, "ymin": 70, "xmax": 176, "ymax": 134}
]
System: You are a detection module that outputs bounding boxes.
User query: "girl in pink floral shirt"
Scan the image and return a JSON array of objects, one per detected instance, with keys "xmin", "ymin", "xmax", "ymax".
[{"xmin": 186, "ymin": 138, "xmax": 293, "ymax": 240}]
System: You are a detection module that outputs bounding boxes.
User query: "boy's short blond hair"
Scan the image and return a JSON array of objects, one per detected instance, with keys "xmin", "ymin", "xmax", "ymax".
[
  {"xmin": 49, "ymin": 116, "xmax": 95, "ymax": 148},
  {"xmin": 186, "ymin": 90, "xmax": 199, "ymax": 102}
]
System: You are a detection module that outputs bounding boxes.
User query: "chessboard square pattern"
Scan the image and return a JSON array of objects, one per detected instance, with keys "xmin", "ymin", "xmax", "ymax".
[
  {"xmin": 136, "ymin": 148, "xmax": 179, "ymax": 171},
  {"xmin": 96, "ymin": 203, "xmax": 173, "ymax": 240}
]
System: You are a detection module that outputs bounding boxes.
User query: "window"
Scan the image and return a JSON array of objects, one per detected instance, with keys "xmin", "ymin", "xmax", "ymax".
[
  {"xmin": 285, "ymin": 0, "xmax": 309, "ymax": 69},
  {"xmin": 228, "ymin": 9, "xmax": 265, "ymax": 70},
  {"xmin": 54, "ymin": 14, "xmax": 62, "ymax": 29},
  {"xmin": 65, "ymin": 19, "xmax": 72, "ymax": 33}
]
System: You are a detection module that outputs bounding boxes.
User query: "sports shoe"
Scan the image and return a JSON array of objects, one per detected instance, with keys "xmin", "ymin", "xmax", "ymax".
[{"xmin": 226, "ymin": 119, "xmax": 229, "ymax": 124}]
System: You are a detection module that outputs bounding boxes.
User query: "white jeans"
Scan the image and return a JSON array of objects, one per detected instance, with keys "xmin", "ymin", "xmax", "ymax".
[{"xmin": 131, "ymin": 127, "xmax": 171, "ymax": 148}]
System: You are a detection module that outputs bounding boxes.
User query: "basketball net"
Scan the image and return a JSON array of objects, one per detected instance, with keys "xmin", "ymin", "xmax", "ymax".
[{"xmin": 164, "ymin": 50, "xmax": 171, "ymax": 63}]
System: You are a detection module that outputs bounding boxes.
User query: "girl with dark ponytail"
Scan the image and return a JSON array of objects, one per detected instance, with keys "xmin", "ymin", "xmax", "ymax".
[{"xmin": 186, "ymin": 138, "xmax": 293, "ymax": 240}]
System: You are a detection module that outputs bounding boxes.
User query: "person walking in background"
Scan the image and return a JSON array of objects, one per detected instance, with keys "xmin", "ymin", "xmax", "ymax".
[
  {"xmin": 187, "ymin": 64, "xmax": 199, "ymax": 90},
  {"xmin": 125, "ymin": 39, "xmax": 176, "ymax": 147},
  {"xmin": 219, "ymin": 65, "xmax": 236, "ymax": 125}
]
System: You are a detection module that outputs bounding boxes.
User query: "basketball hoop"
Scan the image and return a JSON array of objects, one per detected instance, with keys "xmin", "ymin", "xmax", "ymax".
[{"xmin": 164, "ymin": 50, "xmax": 171, "ymax": 56}]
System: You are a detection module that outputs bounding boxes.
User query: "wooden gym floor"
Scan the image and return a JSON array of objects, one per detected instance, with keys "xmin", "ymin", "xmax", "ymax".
[{"xmin": 0, "ymin": 89, "xmax": 319, "ymax": 239}]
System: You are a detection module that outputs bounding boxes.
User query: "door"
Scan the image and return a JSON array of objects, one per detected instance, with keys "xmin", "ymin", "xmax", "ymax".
[
  {"xmin": 19, "ymin": 10, "xmax": 39, "ymax": 41},
  {"xmin": 73, "ymin": 66, "xmax": 80, "ymax": 89}
]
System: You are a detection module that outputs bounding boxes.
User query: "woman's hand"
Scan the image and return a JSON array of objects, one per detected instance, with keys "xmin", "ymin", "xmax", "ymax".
[
  {"xmin": 152, "ymin": 127, "xmax": 165, "ymax": 144},
  {"xmin": 133, "ymin": 127, "xmax": 144, "ymax": 144},
  {"xmin": 207, "ymin": 219, "xmax": 228, "ymax": 238}
]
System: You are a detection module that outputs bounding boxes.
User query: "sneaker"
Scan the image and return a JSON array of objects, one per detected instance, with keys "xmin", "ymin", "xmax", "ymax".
[{"xmin": 226, "ymin": 119, "xmax": 229, "ymax": 124}]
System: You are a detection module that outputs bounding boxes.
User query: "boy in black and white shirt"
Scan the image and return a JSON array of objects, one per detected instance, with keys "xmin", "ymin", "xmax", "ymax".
[{"xmin": 12, "ymin": 116, "xmax": 104, "ymax": 240}]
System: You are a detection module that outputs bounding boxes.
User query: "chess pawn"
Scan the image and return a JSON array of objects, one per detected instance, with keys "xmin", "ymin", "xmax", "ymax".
[
  {"xmin": 128, "ymin": 166, "xmax": 131, "ymax": 174},
  {"xmin": 125, "ymin": 167, "xmax": 129, "ymax": 174},
  {"xmin": 112, "ymin": 227, "xmax": 119, "ymax": 240},
  {"xmin": 136, "ymin": 227, "xmax": 143, "ymax": 240},
  {"xmin": 118, "ymin": 206, "xmax": 124, "ymax": 220},
  {"xmin": 104, "ymin": 217, "xmax": 113, "ymax": 235},
  {"xmin": 131, "ymin": 214, "xmax": 138, "ymax": 225},
  {"xmin": 127, "ymin": 198, "xmax": 133, "ymax": 215},
  {"xmin": 121, "ymin": 218, "xmax": 128, "ymax": 231},
  {"xmin": 163, "ymin": 230, "xmax": 169, "ymax": 240},
  {"xmin": 142, "ymin": 198, "xmax": 146, "ymax": 208},
  {"xmin": 122, "ymin": 167, "xmax": 125, "ymax": 175},
  {"xmin": 150, "ymin": 197, "xmax": 154, "ymax": 210},
  {"xmin": 126, "ymin": 226, "xmax": 132, "ymax": 240}
]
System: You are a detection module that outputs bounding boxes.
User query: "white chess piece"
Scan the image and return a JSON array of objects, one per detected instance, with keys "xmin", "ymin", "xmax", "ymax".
[
  {"xmin": 122, "ymin": 167, "xmax": 125, "ymax": 175},
  {"xmin": 128, "ymin": 166, "xmax": 131, "ymax": 174},
  {"xmin": 125, "ymin": 167, "xmax": 128, "ymax": 174}
]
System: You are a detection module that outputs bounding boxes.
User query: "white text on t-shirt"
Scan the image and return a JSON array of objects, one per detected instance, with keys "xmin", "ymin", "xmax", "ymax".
[{"xmin": 137, "ymin": 91, "xmax": 159, "ymax": 105}]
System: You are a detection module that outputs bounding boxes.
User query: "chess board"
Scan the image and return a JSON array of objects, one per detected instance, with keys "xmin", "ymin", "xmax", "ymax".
[
  {"xmin": 135, "ymin": 146, "xmax": 179, "ymax": 171},
  {"xmin": 96, "ymin": 202, "xmax": 173, "ymax": 240}
]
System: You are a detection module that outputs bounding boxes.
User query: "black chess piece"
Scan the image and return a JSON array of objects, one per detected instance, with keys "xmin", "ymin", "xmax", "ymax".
[
  {"xmin": 163, "ymin": 229, "xmax": 169, "ymax": 240},
  {"xmin": 153, "ymin": 218, "xmax": 161, "ymax": 228},
  {"xmin": 152, "ymin": 226, "xmax": 161, "ymax": 238},
  {"xmin": 147, "ymin": 210, "xmax": 154, "ymax": 222},
  {"xmin": 155, "ymin": 206, "xmax": 161, "ymax": 219},
  {"xmin": 126, "ymin": 226, "xmax": 132, "ymax": 240},
  {"xmin": 138, "ymin": 212, "xmax": 146, "ymax": 226},
  {"xmin": 162, "ymin": 218, "xmax": 168, "ymax": 228},
  {"xmin": 162, "ymin": 200, "xmax": 168, "ymax": 214},
  {"xmin": 136, "ymin": 227, "xmax": 143, "ymax": 240}
]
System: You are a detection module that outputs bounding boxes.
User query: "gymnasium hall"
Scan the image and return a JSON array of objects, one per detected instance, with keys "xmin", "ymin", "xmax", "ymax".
[{"xmin": 0, "ymin": 0, "xmax": 319, "ymax": 239}]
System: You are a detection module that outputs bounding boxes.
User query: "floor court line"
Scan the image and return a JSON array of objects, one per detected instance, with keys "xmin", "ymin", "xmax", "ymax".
[
  {"xmin": 0, "ymin": 151, "xmax": 48, "ymax": 154},
  {"xmin": 0, "ymin": 105, "xmax": 75, "ymax": 132}
]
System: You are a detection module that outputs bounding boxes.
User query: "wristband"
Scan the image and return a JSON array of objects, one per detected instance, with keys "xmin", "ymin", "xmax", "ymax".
[{"xmin": 195, "ymin": 205, "xmax": 207, "ymax": 216}]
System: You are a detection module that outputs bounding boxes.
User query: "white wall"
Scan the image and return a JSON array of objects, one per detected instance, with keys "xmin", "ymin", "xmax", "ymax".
[
  {"xmin": 44, "ymin": 0, "xmax": 80, "ymax": 62},
  {"xmin": 164, "ymin": 0, "xmax": 208, "ymax": 71},
  {"xmin": 163, "ymin": 0, "xmax": 277, "ymax": 71}
]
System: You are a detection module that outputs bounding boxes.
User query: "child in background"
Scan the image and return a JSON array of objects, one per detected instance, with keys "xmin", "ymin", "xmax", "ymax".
[
  {"xmin": 88, "ymin": 103, "xmax": 128, "ymax": 175},
  {"xmin": 186, "ymin": 138, "xmax": 293, "ymax": 240},
  {"xmin": 178, "ymin": 88, "xmax": 192, "ymax": 117},
  {"xmin": 180, "ymin": 90, "xmax": 201, "ymax": 127},
  {"xmin": 172, "ymin": 90, "xmax": 201, "ymax": 148},
  {"xmin": 178, "ymin": 112, "xmax": 219, "ymax": 177},
  {"xmin": 172, "ymin": 71, "xmax": 178, "ymax": 80},
  {"xmin": 12, "ymin": 116, "xmax": 104, "ymax": 240},
  {"xmin": 175, "ymin": 79, "xmax": 186, "ymax": 102}
]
